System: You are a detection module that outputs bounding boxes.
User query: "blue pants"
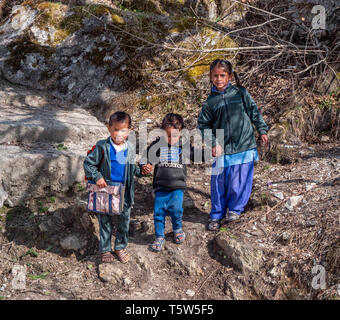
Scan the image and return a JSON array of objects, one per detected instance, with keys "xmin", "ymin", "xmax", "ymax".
[
  {"xmin": 154, "ymin": 190, "xmax": 184, "ymax": 238},
  {"xmin": 210, "ymin": 161, "xmax": 254, "ymax": 220}
]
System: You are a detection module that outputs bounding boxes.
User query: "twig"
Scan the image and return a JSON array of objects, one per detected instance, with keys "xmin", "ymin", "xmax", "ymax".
[{"xmin": 191, "ymin": 267, "xmax": 222, "ymax": 300}]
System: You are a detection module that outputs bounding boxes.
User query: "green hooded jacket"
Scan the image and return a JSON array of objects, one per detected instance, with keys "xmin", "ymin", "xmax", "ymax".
[
  {"xmin": 83, "ymin": 137, "xmax": 142, "ymax": 210},
  {"xmin": 197, "ymin": 85, "xmax": 269, "ymax": 155}
]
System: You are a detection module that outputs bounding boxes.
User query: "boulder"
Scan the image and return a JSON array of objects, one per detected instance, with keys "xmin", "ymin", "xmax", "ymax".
[
  {"xmin": 0, "ymin": 79, "xmax": 107, "ymax": 206},
  {"xmin": 0, "ymin": 3, "xmax": 126, "ymax": 105},
  {"xmin": 215, "ymin": 233, "xmax": 263, "ymax": 274}
]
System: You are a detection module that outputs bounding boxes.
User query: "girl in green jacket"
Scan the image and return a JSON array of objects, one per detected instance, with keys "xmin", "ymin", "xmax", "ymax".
[{"xmin": 198, "ymin": 59, "xmax": 269, "ymax": 231}]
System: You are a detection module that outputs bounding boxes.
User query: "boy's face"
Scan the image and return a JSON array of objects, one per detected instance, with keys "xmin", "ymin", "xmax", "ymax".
[
  {"xmin": 164, "ymin": 126, "xmax": 182, "ymax": 145},
  {"xmin": 210, "ymin": 66, "xmax": 233, "ymax": 91},
  {"xmin": 107, "ymin": 120, "xmax": 130, "ymax": 145}
]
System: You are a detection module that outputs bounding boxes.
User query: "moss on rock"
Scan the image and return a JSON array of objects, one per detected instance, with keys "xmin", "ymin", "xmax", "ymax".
[{"xmin": 186, "ymin": 28, "xmax": 238, "ymax": 85}]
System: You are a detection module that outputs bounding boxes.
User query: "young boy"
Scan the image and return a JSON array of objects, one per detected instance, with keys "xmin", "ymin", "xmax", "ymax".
[
  {"xmin": 84, "ymin": 111, "xmax": 143, "ymax": 263},
  {"xmin": 140, "ymin": 113, "xmax": 203, "ymax": 252}
]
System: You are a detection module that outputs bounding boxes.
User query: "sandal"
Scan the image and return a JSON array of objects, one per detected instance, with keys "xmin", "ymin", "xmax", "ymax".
[
  {"xmin": 174, "ymin": 229, "xmax": 185, "ymax": 244},
  {"xmin": 114, "ymin": 248, "xmax": 130, "ymax": 263},
  {"xmin": 208, "ymin": 219, "xmax": 221, "ymax": 231},
  {"xmin": 101, "ymin": 251, "xmax": 115, "ymax": 263},
  {"xmin": 149, "ymin": 237, "xmax": 165, "ymax": 252}
]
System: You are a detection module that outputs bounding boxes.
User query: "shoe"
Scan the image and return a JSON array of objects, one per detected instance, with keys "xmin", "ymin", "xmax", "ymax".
[
  {"xmin": 226, "ymin": 211, "xmax": 240, "ymax": 222},
  {"xmin": 207, "ymin": 219, "xmax": 221, "ymax": 231}
]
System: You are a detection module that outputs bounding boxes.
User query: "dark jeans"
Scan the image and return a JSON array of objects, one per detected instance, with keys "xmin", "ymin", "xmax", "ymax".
[{"xmin": 97, "ymin": 207, "xmax": 131, "ymax": 253}]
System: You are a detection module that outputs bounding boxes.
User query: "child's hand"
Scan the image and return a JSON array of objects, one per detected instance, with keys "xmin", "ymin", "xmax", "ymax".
[
  {"xmin": 96, "ymin": 178, "xmax": 107, "ymax": 188},
  {"xmin": 261, "ymin": 134, "xmax": 269, "ymax": 148},
  {"xmin": 142, "ymin": 164, "xmax": 153, "ymax": 175},
  {"xmin": 212, "ymin": 145, "xmax": 223, "ymax": 157}
]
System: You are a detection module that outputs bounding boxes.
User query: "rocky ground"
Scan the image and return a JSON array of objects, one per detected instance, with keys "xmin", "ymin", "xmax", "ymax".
[{"xmin": 0, "ymin": 78, "xmax": 339, "ymax": 300}]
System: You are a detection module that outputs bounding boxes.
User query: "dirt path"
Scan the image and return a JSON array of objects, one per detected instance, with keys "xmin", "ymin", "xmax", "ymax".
[{"xmin": 0, "ymin": 141, "xmax": 339, "ymax": 300}]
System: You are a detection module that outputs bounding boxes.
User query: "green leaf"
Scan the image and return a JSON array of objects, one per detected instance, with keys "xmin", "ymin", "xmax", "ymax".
[
  {"xmin": 57, "ymin": 143, "xmax": 68, "ymax": 151},
  {"xmin": 45, "ymin": 245, "xmax": 53, "ymax": 252},
  {"xmin": 25, "ymin": 248, "xmax": 39, "ymax": 257},
  {"xmin": 27, "ymin": 272, "xmax": 49, "ymax": 280},
  {"xmin": 219, "ymin": 227, "xmax": 228, "ymax": 233},
  {"xmin": 47, "ymin": 196, "xmax": 56, "ymax": 203},
  {"xmin": 87, "ymin": 264, "xmax": 93, "ymax": 270}
]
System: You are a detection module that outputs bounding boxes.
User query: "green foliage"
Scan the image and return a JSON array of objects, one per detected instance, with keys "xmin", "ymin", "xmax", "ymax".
[
  {"xmin": 6, "ymin": 212, "xmax": 13, "ymax": 221},
  {"xmin": 24, "ymin": 248, "xmax": 39, "ymax": 257},
  {"xmin": 57, "ymin": 143, "xmax": 68, "ymax": 151},
  {"xmin": 77, "ymin": 183, "xmax": 86, "ymax": 192},
  {"xmin": 27, "ymin": 272, "xmax": 49, "ymax": 280},
  {"xmin": 319, "ymin": 97, "xmax": 334, "ymax": 110},
  {"xmin": 37, "ymin": 200, "xmax": 48, "ymax": 213},
  {"xmin": 47, "ymin": 195, "xmax": 56, "ymax": 203},
  {"xmin": 264, "ymin": 164, "xmax": 270, "ymax": 171}
]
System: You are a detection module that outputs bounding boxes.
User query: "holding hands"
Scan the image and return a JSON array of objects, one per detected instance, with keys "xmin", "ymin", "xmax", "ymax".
[{"xmin": 142, "ymin": 163, "xmax": 153, "ymax": 175}]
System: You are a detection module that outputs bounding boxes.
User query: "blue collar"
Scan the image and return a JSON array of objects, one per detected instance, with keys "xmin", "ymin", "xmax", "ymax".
[{"xmin": 211, "ymin": 81, "xmax": 231, "ymax": 94}]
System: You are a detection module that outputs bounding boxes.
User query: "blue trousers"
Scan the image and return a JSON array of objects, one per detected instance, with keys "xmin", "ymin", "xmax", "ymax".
[
  {"xmin": 210, "ymin": 161, "xmax": 254, "ymax": 220},
  {"xmin": 154, "ymin": 190, "xmax": 184, "ymax": 238}
]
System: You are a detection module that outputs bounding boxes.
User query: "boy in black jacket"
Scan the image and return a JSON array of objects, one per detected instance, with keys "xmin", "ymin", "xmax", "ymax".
[{"xmin": 140, "ymin": 113, "xmax": 203, "ymax": 252}]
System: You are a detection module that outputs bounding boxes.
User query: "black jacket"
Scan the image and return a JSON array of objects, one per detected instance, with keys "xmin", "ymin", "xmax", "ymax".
[{"xmin": 140, "ymin": 136, "xmax": 203, "ymax": 191}]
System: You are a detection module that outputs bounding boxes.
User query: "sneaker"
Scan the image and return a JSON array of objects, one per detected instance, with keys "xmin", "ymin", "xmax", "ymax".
[{"xmin": 226, "ymin": 211, "xmax": 240, "ymax": 222}]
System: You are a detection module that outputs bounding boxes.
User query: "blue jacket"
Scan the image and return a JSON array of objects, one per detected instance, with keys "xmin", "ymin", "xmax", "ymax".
[{"xmin": 83, "ymin": 137, "xmax": 142, "ymax": 210}]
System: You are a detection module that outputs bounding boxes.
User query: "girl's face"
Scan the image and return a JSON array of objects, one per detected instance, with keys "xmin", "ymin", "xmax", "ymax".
[
  {"xmin": 210, "ymin": 66, "xmax": 233, "ymax": 91},
  {"xmin": 107, "ymin": 120, "xmax": 130, "ymax": 145}
]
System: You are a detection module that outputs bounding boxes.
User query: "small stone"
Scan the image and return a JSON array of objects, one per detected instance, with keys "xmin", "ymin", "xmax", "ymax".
[
  {"xmin": 183, "ymin": 197, "xmax": 195, "ymax": 209},
  {"xmin": 11, "ymin": 264, "xmax": 27, "ymax": 290},
  {"xmin": 321, "ymin": 136, "xmax": 329, "ymax": 142},
  {"xmin": 38, "ymin": 222, "xmax": 50, "ymax": 233},
  {"xmin": 60, "ymin": 234, "xmax": 86, "ymax": 251},
  {"xmin": 123, "ymin": 278, "xmax": 131, "ymax": 286},
  {"xmin": 285, "ymin": 196, "xmax": 303, "ymax": 211},
  {"xmin": 273, "ymin": 192, "xmax": 284, "ymax": 200},
  {"xmin": 281, "ymin": 232, "xmax": 290, "ymax": 243},
  {"xmin": 186, "ymin": 289, "xmax": 195, "ymax": 297},
  {"xmin": 269, "ymin": 266, "xmax": 279, "ymax": 277},
  {"xmin": 99, "ymin": 264, "xmax": 123, "ymax": 284},
  {"xmin": 4, "ymin": 198, "xmax": 14, "ymax": 208},
  {"xmin": 305, "ymin": 183, "xmax": 316, "ymax": 191}
]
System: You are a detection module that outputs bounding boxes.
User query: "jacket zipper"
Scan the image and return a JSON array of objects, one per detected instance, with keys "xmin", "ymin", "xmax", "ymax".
[{"xmin": 223, "ymin": 93, "xmax": 234, "ymax": 153}]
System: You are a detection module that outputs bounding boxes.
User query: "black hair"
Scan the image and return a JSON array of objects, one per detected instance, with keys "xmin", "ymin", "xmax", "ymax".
[
  {"xmin": 161, "ymin": 113, "xmax": 185, "ymax": 130},
  {"xmin": 209, "ymin": 59, "xmax": 241, "ymax": 87},
  {"xmin": 108, "ymin": 111, "xmax": 132, "ymax": 128}
]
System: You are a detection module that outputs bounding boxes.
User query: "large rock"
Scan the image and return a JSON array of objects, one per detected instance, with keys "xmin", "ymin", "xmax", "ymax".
[
  {"xmin": 0, "ymin": 3, "xmax": 127, "ymax": 105},
  {"xmin": 216, "ymin": 233, "xmax": 263, "ymax": 274},
  {"xmin": 0, "ymin": 79, "xmax": 108, "ymax": 206}
]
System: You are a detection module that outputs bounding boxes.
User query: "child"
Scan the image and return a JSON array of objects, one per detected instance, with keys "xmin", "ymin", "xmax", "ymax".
[
  {"xmin": 140, "ymin": 113, "xmax": 203, "ymax": 252},
  {"xmin": 197, "ymin": 59, "xmax": 269, "ymax": 231},
  {"xmin": 84, "ymin": 111, "xmax": 143, "ymax": 263}
]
